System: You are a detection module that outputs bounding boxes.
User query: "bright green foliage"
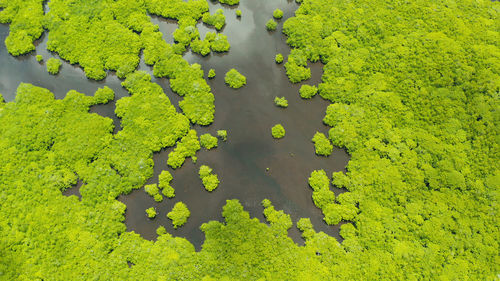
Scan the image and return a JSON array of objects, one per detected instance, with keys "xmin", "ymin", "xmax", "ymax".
[
  {"xmin": 262, "ymin": 199, "xmax": 292, "ymax": 235},
  {"xmin": 199, "ymin": 165, "xmax": 220, "ymax": 192},
  {"xmin": 0, "ymin": 0, "xmax": 45, "ymax": 56},
  {"xmin": 156, "ymin": 225, "xmax": 167, "ymax": 236},
  {"xmin": 202, "ymin": 9, "xmax": 225, "ymax": 31},
  {"xmin": 158, "ymin": 170, "xmax": 175, "ymax": 198},
  {"xmin": 36, "ymin": 54, "xmax": 43, "ymax": 62},
  {"xmin": 216, "ymin": 0, "xmax": 240, "ymax": 5},
  {"xmin": 217, "ymin": 130, "xmax": 228, "ymax": 141},
  {"xmin": 200, "ymin": 133, "xmax": 218, "ymax": 150},
  {"xmin": 167, "ymin": 130, "xmax": 200, "ymax": 169},
  {"xmin": 266, "ymin": 19, "xmax": 277, "ymax": 31},
  {"xmin": 275, "ymin": 53, "xmax": 284, "ymax": 64},
  {"xmin": 274, "ymin": 96, "xmax": 288, "ymax": 108},
  {"xmin": 311, "ymin": 132, "xmax": 333, "ymax": 156},
  {"xmin": 283, "ymin": 0, "xmax": 500, "ymax": 278},
  {"xmin": 146, "ymin": 207, "xmax": 157, "ymax": 218},
  {"xmin": 296, "ymin": 218, "xmax": 315, "ymax": 240},
  {"xmin": 167, "ymin": 202, "xmax": 190, "ymax": 229},
  {"xmin": 271, "ymin": 124, "xmax": 285, "ymax": 139},
  {"xmin": 273, "ymin": 9, "xmax": 284, "ymax": 19},
  {"xmin": 235, "ymin": 10, "xmax": 242, "ymax": 17},
  {"xmin": 299, "ymin": 85, "xmax": 318, "ymax": 99},
  {"xmin": 224, "ymin": 69, "xmax": 246, "ymax": 88},
  {"xmin": 145, "ymin": 184, "xmax": 163, "ymax": 202},
  {"xmin": 2, "ymin": 0, "xmax": 216, "ymax": 126},
  {"xmin": 208, "ymin": 69, "xmax": 216, "ymax": 79},
  {"xmin": 210, "ymin": 33, "xmax": 230, "ymax": 52},
  {"xmin": 46, "ymin": 58, "xmax": 62, "ymax": 75},
  {"xmin": 192, "ymin": 32, "xmax": 230, "ymax": 55},
  {"xmin": 93, "ymin": 86, "xmax": 115, "ymax": 104}
]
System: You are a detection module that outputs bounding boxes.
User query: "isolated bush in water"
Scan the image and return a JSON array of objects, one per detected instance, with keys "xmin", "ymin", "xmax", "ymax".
[
  {"xmin": 167, "ymin": 202, "xmax": 190, "ymax": 228},
  {"xmin": 275, "ymin": 53, "xmax": 284, "ymax": 64},
  {"xmin": 273, "ymin": 9, "xmax": 284, "ymax": 19},
  {"xmin": 266, "ymin": 19, "xmax": 277, "ymax": 31},
  {"xmin": 200, "ymin": 133, "xmax": 218, "ymax": 150},
  {"xmin": 208, "ymin": 69, "xmax": 216, "ymax": 79},
  {"xmin": 46, "ymin": 58, "xmax": 62, "ymax": 75},
  {"xmin": 199, "ymin": 165, "xmax": 220, "ymax": 192},
  {"xmin": 271, "ymin": 124, "xmax": 285, "ymax": 139},
  {"xmin": 217, "ymin": 130, "xmax": 228, "ymax": 141},
  {"xmin": 224, "ymin": 69, "xmax": 246, "ymax": 88},
  {"xmin": 274, "ymin": 97, "xmax": 288, "ymax": 108},
  {"xmin": 146, "ymin": 207, "xmax": 157, "ymax": 218}
]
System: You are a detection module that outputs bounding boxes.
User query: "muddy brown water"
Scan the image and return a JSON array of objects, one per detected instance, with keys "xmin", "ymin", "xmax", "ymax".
[{"xmin": 0, "ymin": 0, "xmax": 350, "ymax": 250}]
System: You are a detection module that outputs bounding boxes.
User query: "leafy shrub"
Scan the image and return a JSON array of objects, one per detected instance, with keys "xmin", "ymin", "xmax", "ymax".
[
  {"xmin": 36, "ymin": 55, "xmax": 43, "ymax": 62},
  {"xmin": 217, "ymin": 130, "xmax": 228, "ymax": 141},
  {"xmin": 208, "ymin": 69, "xmax": 216, "ymax": 79},
  {"xmin": 275, "ymin": 53, "xmax": 284, "ymax": 64},
  {"xmin": 144, "ymin": 184, "xmax": 163, "ymax": 202},
  {"xmin": 46, "ymin": 58, "xmax": 62, "ymax": 75},
  {"xmin": 271, "ymin": 124, "xmax": 285, "ymax": 139},
  {"xmin": 273, "ymin": 9, "xmax": 284, "ymax": 19},
  {"xmin": 167, "ymin": 130, "xmax": 200, "ymax": 169},
  {"xmin": 167, "ymin": 202, "xmax": 190, "ymax": 228},
  {"xmin": 200, "ymin": 133, "xmax": 218, "ymax": 150},
  {"xmin": 202, "ymin": 9, "xmax": 225, "ymax": 31},
  {"xmin": 224, "ymin": 69, "xmax": 246, "ymax": 88},
  {"xmin": 274, "ymin": 97, "xmax": 288, "ymax": 108},
  {"xmin": 299, "ymin": 85, "xmax": 318, "ymax": 99},
  {"xmin": 311, "ymin": 132, "xmax": 333, "ymax": 156},
  {"xmin": 236, "ymin": 10, "xmax": 242, "ymax": 17},
  {"xmin": 146, "ymin": 207, "xmax": 157, "ymax": 218},
  {"xmin": 199, "ymin": 165, "xmax": 220, "ymax": 192},
  {"xmin": 266, "ymin": 19, "xmax": 277, "ymax": 31},
  {"xmin": 217, "ymin": 0, "xmax": 240, "ymax": 5},
  {"xmin": 158, "ymin": 170, "xmax": 175, "ymax": 198}
]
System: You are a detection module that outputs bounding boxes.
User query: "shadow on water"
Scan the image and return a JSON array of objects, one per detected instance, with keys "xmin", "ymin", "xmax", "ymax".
[{"xmin": 0, "ymin": 0, "xmax": 351, "ymax": 250}]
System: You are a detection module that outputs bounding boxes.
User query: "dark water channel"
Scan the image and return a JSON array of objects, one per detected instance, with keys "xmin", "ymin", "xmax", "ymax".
[{"xmin": 0, "ymin": 0, "xmax": 350, "ymax": 250}]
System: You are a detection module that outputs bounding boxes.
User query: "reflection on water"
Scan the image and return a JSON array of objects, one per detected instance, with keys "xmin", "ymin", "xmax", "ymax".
[{"xmin": 0, "ymin": 0, "xmax": 350, "ymax": 250}]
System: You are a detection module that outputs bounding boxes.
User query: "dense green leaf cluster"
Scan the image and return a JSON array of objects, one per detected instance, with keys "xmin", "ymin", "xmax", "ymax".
[
  {"xmin": 200, "ymin": 133, "xmax": 218, "ymax": 150},
  {"xmin": 224, "ymin": 68, "xmax": 246, "ymax": 88},
  {"xmin": 145, "ymin": 184, "xmax": 163, "ymax": 202},
  {"xmin": 146, "ymin": 207, "xmax": 157, "ymax": 218},
  {"xmin": 282, "ymin": 0, "xmax": 500, "ymax": 278},
  {"xmin": 202, "ymin": 9, "xmax": 225, "ymax": 31},
  {"xmin": 158, "ymin": 170, "xmax": 175, "ymax": 198},
  {"xmin": 208, "ymin": 69, "xmax": 216, "ymax": 79},
  {"xmin": 299, "ymin": 84, "xmax": 317, "ymax": 99},
  {"xmin": 215, "ymin": 0, "xmax": 239, "ymax": 5},
  {"xmin": 199, "ymin": 165, "xmax": 220, "ymax": 192},
  {"xmin": 311, "ymin": 132, "xmax": 333, "ymax": 156},
  {"xmin": 275, "ymin": 53, "xmax": 284, "ymax": 64},
  {"xmin": 167, "ymin": 202, "xmax": 190, "ymax": 228},
  {"xmin": 273, "ymin": 9, "xmax": 283, "ymax": 19},
  {"xmin": 36, "ymin": 54, "xmax": 43, "ymax": 62},
  {"xmin": 265, "ymin": 19, "xmax": 277, "ymax": 31},
  {"xmin": 167, "ymin": 129, "xmax": 201, "ymax": 169},
  {"xmin": 217, "ymin": 130, "xmax": 228, "ymax": 141},
  {"xmin": 274, "ymin": 96, "xmax": 288, "ymax": 108},
  {"xmin": 271, "ymin": 124, "xmax": 286, "ymax": 139},
  {"xmin": 235, "ymin": 10, "xmax": 242, "ymax": 17},
  {"xmin": 46, "ymin": 58, "xmax": 62, "ymax": 75}
]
